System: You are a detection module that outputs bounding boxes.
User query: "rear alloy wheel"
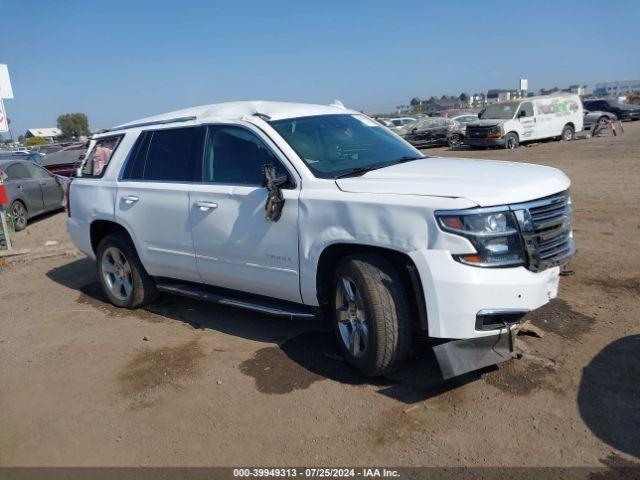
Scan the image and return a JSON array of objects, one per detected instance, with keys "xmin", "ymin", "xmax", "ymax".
[
  {"xmin": 96, "ymin": 233, "xmax": 157, "ymax": 308},
  {"xmin": 332, "ymin": 254, "xmax": 411, "ymax": 377},
  {"xmin": 504, "ymin": 132, "xmax": 519, "ymax": 149},
  {"xmin": 10, "ymin": 201, "xmax": 28, "ymax": 231},
  {"xmin": 561, "ymin": 124, "xmax": 575, "ymax": 141}
]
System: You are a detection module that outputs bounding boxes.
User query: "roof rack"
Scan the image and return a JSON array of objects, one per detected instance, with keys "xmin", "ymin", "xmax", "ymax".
[
  {"xmin": 252, "ymin": 112, "xmax": 272, "ymax": 121},
  {"xmin": 109, "ymin": 115, "xmax": 197, "ymax": 132}
]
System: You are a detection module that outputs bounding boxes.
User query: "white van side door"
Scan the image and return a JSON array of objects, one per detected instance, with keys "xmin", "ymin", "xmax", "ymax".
[{"xmin": 516, "ymin": 101, "xmax": 538, "ymax": 140}]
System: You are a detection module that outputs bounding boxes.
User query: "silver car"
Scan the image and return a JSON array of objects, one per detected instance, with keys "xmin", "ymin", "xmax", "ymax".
[{"xmin": 0, "ymin": 159, "xmax": 66, "ymax": 231}]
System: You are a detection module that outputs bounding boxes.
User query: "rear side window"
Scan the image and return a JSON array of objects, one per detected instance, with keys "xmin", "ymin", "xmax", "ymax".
[
  {"xmin": 24, "ymin": 162, "xmax": 52, "ymax": 179},
  {"xmin": 5, "ymin": 163, "xmax": 30, "ymax": 180},
  {"xmin": 123, "ymin": 127, "xmax": 202, "ymax": 182},
  {"xmin": 83, "ymin": 136, "xmax": 123, "ymax": 177}
]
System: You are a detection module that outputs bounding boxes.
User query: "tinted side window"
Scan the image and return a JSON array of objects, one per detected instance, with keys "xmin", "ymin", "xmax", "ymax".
[
  {"xmin": 122, "ymin": 132, "xmax": 152, "ymax": 180},
  {"xmin": 5, "ymin": 163, "xmax": 29, "ymax": 180},
  {"xmin": 24, "ymin": 163, "xmax": 52, "ymax": 179},
  {"xmin": 124, "ymin": 127, "xmax": 202, "ymax": 182},
  {"xmin": 203, "ymin": 126, "xmax": 287, "ymax": 185}
]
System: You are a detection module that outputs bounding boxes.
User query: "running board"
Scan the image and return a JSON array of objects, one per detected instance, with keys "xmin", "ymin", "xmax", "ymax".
[{"xmin": 155, "ymin": 282, "xmax": 316, "ymax": 320}]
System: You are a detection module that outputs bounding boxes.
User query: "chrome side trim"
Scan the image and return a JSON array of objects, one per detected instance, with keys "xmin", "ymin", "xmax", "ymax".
[{"xmin": 147, "ymin": 246, "xmax": 195, "ymax": 257}]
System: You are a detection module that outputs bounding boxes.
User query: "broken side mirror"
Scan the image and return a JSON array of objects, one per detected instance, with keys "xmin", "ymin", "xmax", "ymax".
[{"xmin": 262, "ymin": 164, "xmax": 287, "ymax": 222}]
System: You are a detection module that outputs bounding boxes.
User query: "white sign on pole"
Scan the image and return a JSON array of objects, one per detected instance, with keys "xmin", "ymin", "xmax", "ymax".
[
  {"xmin": 519, "ymin": 78, "xmax": 528, "ymax": 91},
  {"xmin": 0, "ymin": 99, "xmax": 8, "ymax": 133},
  {"xmin": 0, "ymin": 65, "xmax": 14, "ymax": 99}
]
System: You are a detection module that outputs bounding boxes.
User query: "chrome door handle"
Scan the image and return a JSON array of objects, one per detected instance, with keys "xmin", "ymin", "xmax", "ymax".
[
  {"xmin": 123, "ymin": 195, "xmax": 139, "ymax": 204},
  {"xmin": 195, "ymin": 201, "xmax": 218, "ymax": 211}
]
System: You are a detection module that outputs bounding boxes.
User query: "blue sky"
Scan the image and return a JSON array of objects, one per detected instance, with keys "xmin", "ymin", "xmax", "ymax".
[{"xmin": 1, "ymin": 0, "xmax": 639, "ymax": 138}]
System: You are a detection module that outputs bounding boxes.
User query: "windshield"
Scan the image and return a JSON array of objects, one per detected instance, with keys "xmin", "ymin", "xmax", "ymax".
[
  {"xmin": 270, "ymin": 114, "xmax": 421, "ymax": 178},
  {"xmin": 480, "ymin": 103, "xmax": 519, "ymax": 120}
]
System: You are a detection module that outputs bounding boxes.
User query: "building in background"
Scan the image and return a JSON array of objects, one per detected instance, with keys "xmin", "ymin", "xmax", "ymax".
[
  {"xmin": 594, "ymin": 80, "xmax": 640, "ymax": 98},
  {"xmin": 562, "ymin": 84, "xmax": 587, "ymax": 95},
  {"xmin": 24, "ymin": 128, "xmax": 62, "ymax": 143},
  {"xmin": 486, "ymin": 89, "xmax": 519, "ymax": 104}
]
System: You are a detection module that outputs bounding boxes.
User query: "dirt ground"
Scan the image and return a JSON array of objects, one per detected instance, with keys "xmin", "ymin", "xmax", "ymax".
[{"xmin": 0, "ymin": 123, "xmax": 638, "ymax": 468}]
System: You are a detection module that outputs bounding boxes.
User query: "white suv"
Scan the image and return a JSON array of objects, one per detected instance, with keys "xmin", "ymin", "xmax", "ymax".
[{"xmin": 67, "ymin": 101, "xmax": 574, "ymax": 378}]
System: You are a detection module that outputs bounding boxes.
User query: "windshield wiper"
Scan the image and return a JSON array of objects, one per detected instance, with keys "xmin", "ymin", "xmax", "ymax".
[
  {"xmin": 334, "ymin": 156, "xmax": 428, "ymax": 179},
  {"xmin": 394, "ymin": 155, "xmax": 427, "ymax": 163},
  {"xmin": 335, "ymin": 166, "xmax": 384, "ymax": 178}
]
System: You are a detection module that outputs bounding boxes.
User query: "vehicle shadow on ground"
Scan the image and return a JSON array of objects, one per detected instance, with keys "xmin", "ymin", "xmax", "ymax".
[
  {"xmin": 578, "ymin": 335, "xmax": 640, "ymax": 459},
  {"xmin": 47, "ymin": 258, "xmax": 486, "ymax": 404}
]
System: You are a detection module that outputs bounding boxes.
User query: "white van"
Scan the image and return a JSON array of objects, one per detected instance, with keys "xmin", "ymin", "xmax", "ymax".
[{"xmin": 465, "ymin": 94, "xmax": 583, "ymax": 149}]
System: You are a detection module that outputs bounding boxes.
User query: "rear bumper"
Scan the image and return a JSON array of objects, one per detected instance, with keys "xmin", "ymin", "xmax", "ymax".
[
  {"xmin": 464, "ymin": 136, "xmax": 505, "ymax": 147},
  {"xmin": 408, "ymin": 249, "xmax": 560, "ymax": 339},
  {"xmin": 66, "ymin": 217, "xmax": 95, "ymax": 259}
]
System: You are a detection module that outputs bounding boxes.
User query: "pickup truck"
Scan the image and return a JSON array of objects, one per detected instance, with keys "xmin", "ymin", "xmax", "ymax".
[{"xmin": 67, "ymin": 101, "xmax": 575, "ymax": 378}]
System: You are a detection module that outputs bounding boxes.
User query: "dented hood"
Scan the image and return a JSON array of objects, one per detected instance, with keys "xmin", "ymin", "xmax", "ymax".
[{"xmin": 335, "ymin": 157, "xmax": 570, "ymax": 207}]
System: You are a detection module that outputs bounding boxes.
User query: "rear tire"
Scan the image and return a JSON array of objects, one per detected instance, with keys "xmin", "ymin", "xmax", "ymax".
[
  {"xmin": 504, "ymin": 132, "xmax": 519, "ymax": 149},
  {"xmin": 561, "ymin": 124, "xmax": 575, "ymax": 141},
  {"xmin": 96, "ymin": 233, "xmax": 158, "ymax": 308},
  {"xmin": 332, "ymin": 254, "xmax": 411, "ymax": 377},
  {"xmin": 10, "ymin": 200, "xmax": 28, "ymax": 231}
]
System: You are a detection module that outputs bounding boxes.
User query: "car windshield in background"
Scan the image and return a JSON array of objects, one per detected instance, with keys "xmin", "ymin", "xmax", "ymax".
[
  {"xmin": 480, "ymin": 103, "xmax": 519, "ymax": 119},
  {"xmin": 270, "ymin": 114, "xmax": 421, "ymax": 178}
]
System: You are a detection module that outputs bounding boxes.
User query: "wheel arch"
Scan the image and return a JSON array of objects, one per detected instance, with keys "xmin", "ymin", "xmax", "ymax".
[
  {"xmin": 315, "ymin": 243, "xmax": 428, "ymax": 334},
  {"xmin": 10, "ymin": 197, "xmax": 28, "ymax": 214},
  {"xmin": 90, "ymin": 219, "xmax": 135, "ymax": 255},
  {"xmin": 506, "ymin": 130, "xmax": 519, "ymax": 140}
]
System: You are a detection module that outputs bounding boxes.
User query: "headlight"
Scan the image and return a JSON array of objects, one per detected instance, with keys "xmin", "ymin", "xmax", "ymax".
[
  {"xmin": 487, "ymin": 125, "xmax": 502, "ymax": 138},
  {"xmin": 436, "ymin": 209, "xmax": 525, "ymax": 267}
]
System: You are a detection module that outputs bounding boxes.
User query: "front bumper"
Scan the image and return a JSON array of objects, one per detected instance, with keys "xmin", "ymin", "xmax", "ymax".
[
  {"xmin": 464, "ymin": 136, "xmax": 505, "ymax": 147},
  {"xmin": 619, "ymin": 111, "xmax": 640, "ymax": 121},
  {"xmin": 408, "ymin": 249, "xmax": 561, "ymax": 339}
]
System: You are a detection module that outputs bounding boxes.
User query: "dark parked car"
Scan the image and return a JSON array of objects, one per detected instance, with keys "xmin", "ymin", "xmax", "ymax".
[
  {"xmin": 583, "ymin": 99, "xmax": 640, "ymax": 122},
  {"xmin": 0, "ymin": 151, "xmax": 46, "ymax": 165},
  {"xmin": 41, "ymin": 143, "xmax": 86, "ymax": 177},
  {"xmin": 0, "ymin": 159, "xmax": 65, "ymax": 231},
  {"xmin": 399, "ymin": 117, "xmax": 465, "ymax": 148}
]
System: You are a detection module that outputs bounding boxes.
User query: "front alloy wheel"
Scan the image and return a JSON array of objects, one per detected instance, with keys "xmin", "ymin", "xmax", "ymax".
[
  {"xmin": 331, "ymin": 254, "xmax": 411, "ymax": 377},
  {"xmin": 335, "ymin": 276, "xmax": 369, "ymax": 358}
]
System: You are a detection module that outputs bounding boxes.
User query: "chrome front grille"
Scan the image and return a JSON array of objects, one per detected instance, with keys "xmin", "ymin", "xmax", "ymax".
[{"xmin": 511, "ymin": 191, "xmax": 575, "ymax": 272}]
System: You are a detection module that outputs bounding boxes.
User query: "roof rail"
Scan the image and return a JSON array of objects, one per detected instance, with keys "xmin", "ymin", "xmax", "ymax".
[{"xmin": 109, "ymin": 115, "xmax": 197, "ymax": 132}]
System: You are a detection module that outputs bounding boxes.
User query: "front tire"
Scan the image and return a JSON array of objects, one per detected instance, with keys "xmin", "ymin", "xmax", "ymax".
[
  {"xmin": 332, "ymin": 254, "xmax": 411, "ymax": 377},
  {"xmin": 96, "ymin": 233, "xmax": 157, "ymax": 308},
  {"xmin": 447, "ymin": 133, "xmax": 463, "ymax": 149},
  {"xmin": 504, "ymin": 132, "xmax": 519, "ymax": 149}
]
